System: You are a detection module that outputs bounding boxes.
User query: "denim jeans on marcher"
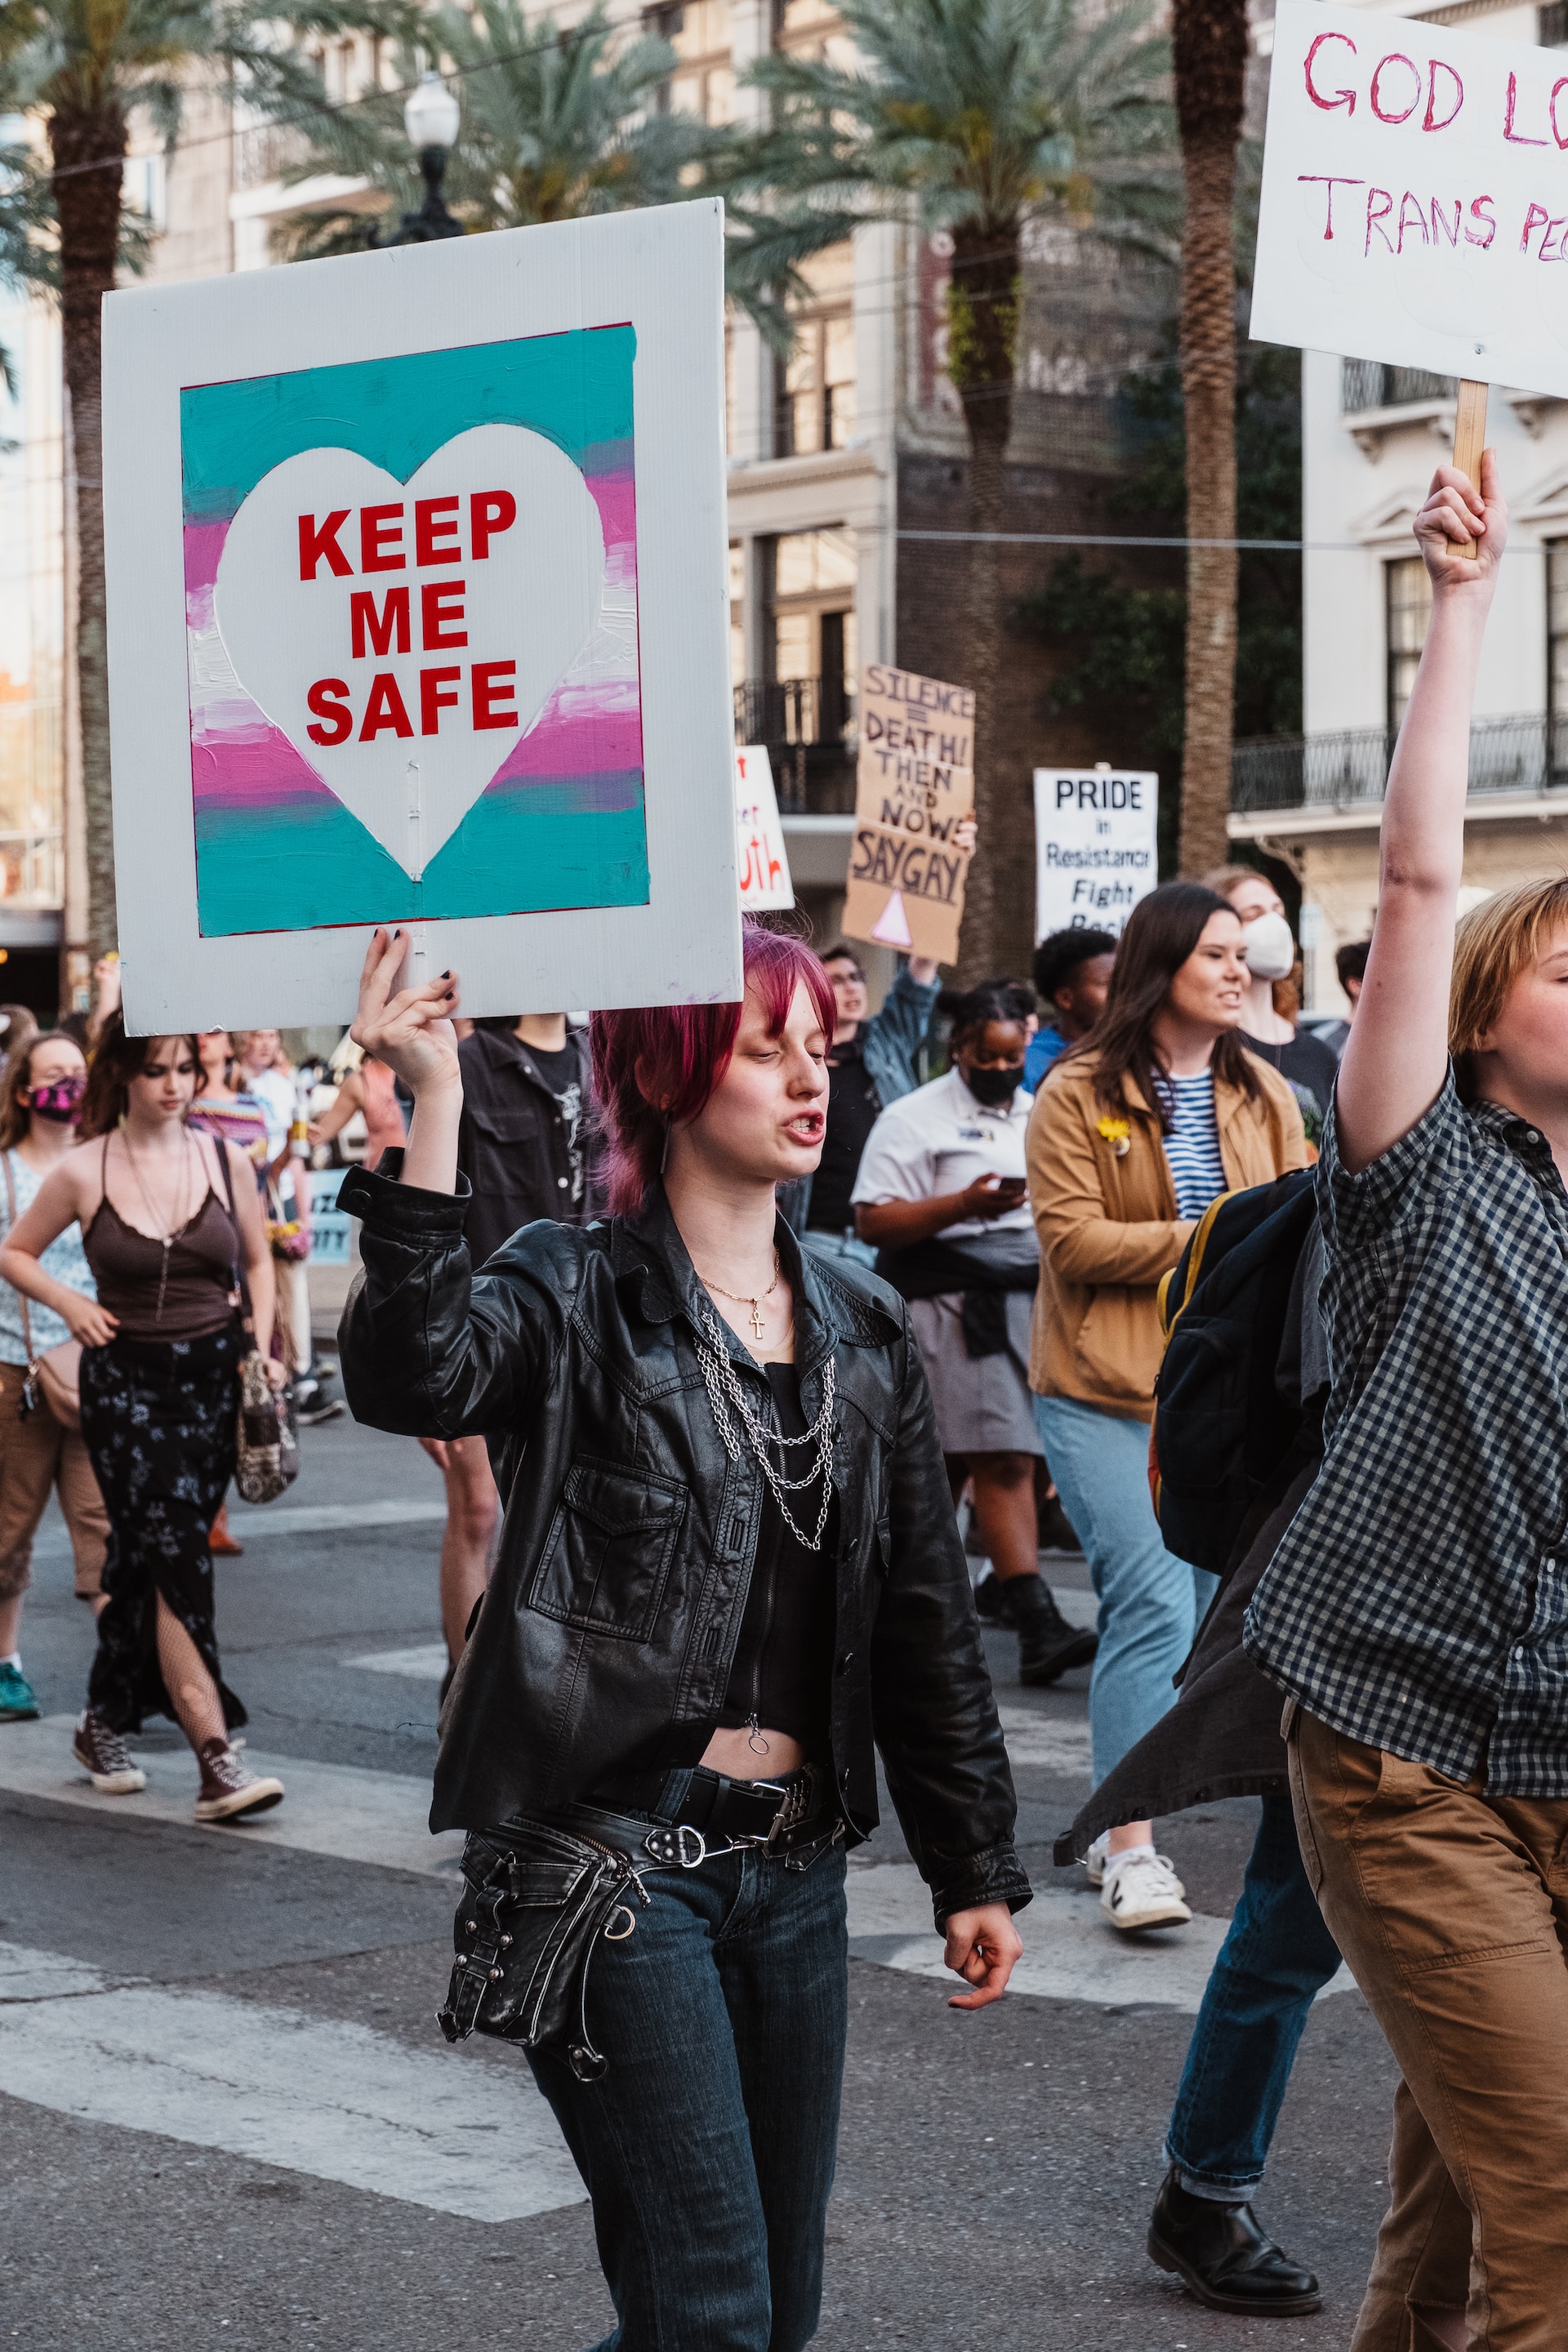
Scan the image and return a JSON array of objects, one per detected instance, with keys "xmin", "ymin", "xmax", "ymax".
[
  {"xmin": 801, "ymin": 1228, "xmax": 879, "ymax": 1271},
  {"xmin": 1165, "ymin": 1789, "xmax": 1343, "ymax": 2198},
  {"xmin": 1031, "ymin": 1393, "xmax": 1218, "ymax": 1784},
  {"xmin": 526, "ymin": 1824, "xmax": 849, "ymax": 2352}
]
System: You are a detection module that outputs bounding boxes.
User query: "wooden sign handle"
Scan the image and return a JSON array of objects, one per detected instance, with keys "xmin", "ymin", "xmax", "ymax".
[{"xmin": 1452, "ymin": 379, "xmax": 1488, "ymax": 560}]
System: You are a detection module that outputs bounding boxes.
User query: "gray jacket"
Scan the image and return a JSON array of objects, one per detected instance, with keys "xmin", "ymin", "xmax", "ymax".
[{"xmin": 780, "ymin": 965, "xmax": 940, "ymax": 1233}]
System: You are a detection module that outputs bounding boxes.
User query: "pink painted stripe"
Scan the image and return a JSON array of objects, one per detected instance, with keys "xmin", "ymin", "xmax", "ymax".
[{"xmin": 185, "ymin": 521, "xmax": 229, "ymax": 595}]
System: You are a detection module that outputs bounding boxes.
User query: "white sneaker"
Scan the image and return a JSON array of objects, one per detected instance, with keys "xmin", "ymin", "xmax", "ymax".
[
  {"xmin": 1085, "ymin": 1831, "xmax": 1110, "ymax": 1887},
  {"xmin": 1101, "ymin": 1850, "xmax": 1191, "ymax": 1932}
]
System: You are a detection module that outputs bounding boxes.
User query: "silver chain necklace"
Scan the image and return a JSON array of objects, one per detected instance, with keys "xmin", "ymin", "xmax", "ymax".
[{"xmin": 693, "ymin": 1304, "xmax": 835, "ymax": 1552}]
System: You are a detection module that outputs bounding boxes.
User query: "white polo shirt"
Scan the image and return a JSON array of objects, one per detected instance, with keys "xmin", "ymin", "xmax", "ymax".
[{"xmin": 851, "ymin": 1067, "xmax": 1036, "ymax": 1241}]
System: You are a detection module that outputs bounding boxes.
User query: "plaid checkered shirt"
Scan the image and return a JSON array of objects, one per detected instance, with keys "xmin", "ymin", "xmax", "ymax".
[{"xmin": 1245, "ymin": 1071, "xmax": 1568, "ymax": 1794}]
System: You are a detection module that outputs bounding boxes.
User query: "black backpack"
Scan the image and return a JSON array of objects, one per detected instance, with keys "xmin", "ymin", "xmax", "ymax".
[{"xmin": 1151, "ymin": 1169, "xmax": 1318, "ymax": 1577}]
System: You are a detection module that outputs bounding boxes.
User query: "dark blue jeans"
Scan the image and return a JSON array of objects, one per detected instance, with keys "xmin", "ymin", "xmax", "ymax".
[
  {"xmin": 527, "ymin": 1827, "xmax": 849, "ymax": 2352},
  {"xmin": 1165, "ymin": 1788, "xmax": 1343, "ymax": 2198}
]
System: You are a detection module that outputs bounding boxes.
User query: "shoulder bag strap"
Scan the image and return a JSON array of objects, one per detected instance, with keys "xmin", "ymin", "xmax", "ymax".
[
  {"xmin": 211, "ymin": 1131, "xmax": 254, "ymax": 1330},
  {"xmin": 2, "ymin": 1151, "xmax": 33, "ymax": 1368}
]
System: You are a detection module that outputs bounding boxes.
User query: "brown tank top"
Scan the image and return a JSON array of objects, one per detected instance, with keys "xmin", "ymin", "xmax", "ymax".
[{"xmin": 83, "ymin": 1138, "xmax": 240, "ymax": 1341}]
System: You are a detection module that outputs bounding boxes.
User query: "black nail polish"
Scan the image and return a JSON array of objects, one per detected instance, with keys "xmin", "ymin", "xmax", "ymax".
[{"xmin": 440, "ymin": 969, "xmax": 451, "ymax": 978}]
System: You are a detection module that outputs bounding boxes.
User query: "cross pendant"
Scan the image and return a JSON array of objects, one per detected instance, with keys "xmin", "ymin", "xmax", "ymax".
[{"xmin": 748, "ymin": 1300, "xmax": 765, "ymax": 1339}]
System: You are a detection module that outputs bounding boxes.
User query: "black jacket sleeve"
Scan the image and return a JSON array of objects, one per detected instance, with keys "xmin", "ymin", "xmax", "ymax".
[
  {"xmin": 336, "ymin": 1160, "xmax": 572, "ymax": 1439},
  {"xmin": 869, "ymin": 1318, "xmax": 1032, "ymax": 1927}
]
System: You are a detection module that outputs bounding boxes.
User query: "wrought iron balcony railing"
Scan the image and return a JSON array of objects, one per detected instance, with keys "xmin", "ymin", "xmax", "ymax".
[
  {"xmin": 733, "ymin": 675, "xmax": 858, "ymax": 815},
  {"xmin": 1340, "ymin": 359, "xmax": 1457, "ymax": 413},
  {"xmin": 1232, "ymin": 713, "xmax": 1568, "ymax": 817}
]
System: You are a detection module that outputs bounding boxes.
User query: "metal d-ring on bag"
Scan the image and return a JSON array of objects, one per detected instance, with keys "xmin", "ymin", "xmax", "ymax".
[{"xmin": 439, "ymin": 1819, "xmax": 654, "ymax": 2081}]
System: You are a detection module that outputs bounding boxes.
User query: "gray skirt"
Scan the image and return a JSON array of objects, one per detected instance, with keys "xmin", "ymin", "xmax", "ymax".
[{"xmin": 907, "ymin": 1291, "xmax": 1042, "ymax": 1458}]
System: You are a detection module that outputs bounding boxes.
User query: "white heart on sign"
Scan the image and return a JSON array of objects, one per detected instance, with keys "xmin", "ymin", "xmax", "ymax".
[{"xmin": 214, "ymin": 424, "xmax": 606, "ymax": 876}]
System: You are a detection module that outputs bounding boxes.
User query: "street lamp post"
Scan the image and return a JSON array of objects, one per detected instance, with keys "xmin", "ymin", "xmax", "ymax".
[{"xmin": 373, "ymin": 69, "xmax": 462, "ymax": 247}]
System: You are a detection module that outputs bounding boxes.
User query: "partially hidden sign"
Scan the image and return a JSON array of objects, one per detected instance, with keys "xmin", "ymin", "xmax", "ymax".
[
  {"xmin": 1253, "ymin": 0, "xmax": 1568, "ymax": 396},
  {"xmin": 103, "ymin": 202, "xmax": 739, "ymax": 1031},
  {"xmin": 734, "ymin": 746, "xmax": 794, "ymax": 911},
  {"xmin": 1033, "ymin": 768, "xmax": 1157, "ymax": 942},
  {"xmin": 843, "ymin": 663, "xmax": 974, "ymax": 964}
]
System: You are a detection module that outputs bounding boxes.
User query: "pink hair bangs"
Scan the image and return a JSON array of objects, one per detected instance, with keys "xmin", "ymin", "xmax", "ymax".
[{"xmin": 590, "ymin": 924, "xmax": 836, "ymax": 1216}]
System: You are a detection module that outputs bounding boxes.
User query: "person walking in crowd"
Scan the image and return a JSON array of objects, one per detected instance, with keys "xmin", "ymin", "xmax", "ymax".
[
  {"xmin": 1316, "ymin": 938, "xmax": 1370, "ymax": 1061},
  {"xmin": 852, "ymin": 980, "xmax": 1096, "ymax": 1689},
  {"xmin": 782, "ymin": 944, "xmax": 944, "ymax": 1267},
  {"xmin": 421, "ymin": 1011, "xmax": 602, "ymax": 1682},
  {"xmin": 1249, "ymin": 454, "xmax": 1568, "ymax": 2350},
  {"xmin": 0, "ymin": 1017, "xmax": 288, "ymax": 1821},
  {"xmin": 1029, "ymin": 884, "xmax": 1307, "ymax": 1931},
  {"xmin": 1062, "ymin": 1206, "xmax": 1337, "ymax": 2313},
  {"xmin": 1205, "ymin": 867, "xmax": 1339, "ymax": 1137},
  {"xmin": 0, "ymin": 1029, "xmax": 110, "ymax": 1724},
  {"xmin": 308, "ymin": 1042, "xmax": 407, "ymax": 1171},
  {"xmin": 338, "ymin": 919, "xmax": 1028, "ymax": 2352},
  {"xmin": 1025, "ymin": 927, "xmax": 1119, "ymax": 1092},
  {"xmin": 234, "ymin": 1028, "xmax": 327, "ymax": 1419}
]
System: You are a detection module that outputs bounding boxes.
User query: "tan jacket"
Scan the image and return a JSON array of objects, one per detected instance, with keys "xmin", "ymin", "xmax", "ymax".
[{"xmin": 1027, "ymin": 1053, "xmax": 1308, "ymax": 1421}]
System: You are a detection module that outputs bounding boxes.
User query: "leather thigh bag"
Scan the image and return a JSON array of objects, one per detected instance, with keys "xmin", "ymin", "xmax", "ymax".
[{"xmin": 438, "ymin": 1817, "xmax": 649, "ymax": 2082}]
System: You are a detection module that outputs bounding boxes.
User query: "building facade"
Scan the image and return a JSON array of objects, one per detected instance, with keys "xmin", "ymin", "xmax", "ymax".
[
  {"xmin": 1236, "ymin": 0, "xmax": 1568, "ymax": 1012},
  {"xmin": 6, "ymin": 3, "xmax": 1176, "ymax": 1014}
]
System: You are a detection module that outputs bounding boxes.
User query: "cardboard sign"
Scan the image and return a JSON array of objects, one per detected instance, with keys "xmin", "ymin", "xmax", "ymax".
[
  {"xmin": 1033, "ymin": 768, "xmax": 1157, "ymax": 940},
  {"xmin": 734, "ymin": 746, "xmax": 794, "ymax": 911},
  {"xmin": 102, "ymin": 200, "xmax": 740, "ymax": 1031},
  {"xmin": 843, "ymin": 662, "xmax": 974, "ymax": 964},
  {"xmin": 1253, "ymin": 0, "xmax": 1568, "ymax": 397}
]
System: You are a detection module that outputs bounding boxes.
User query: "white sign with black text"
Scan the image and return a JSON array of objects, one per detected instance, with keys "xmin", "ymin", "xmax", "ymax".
[{"xmin": 1033, "ymin": 768, "xmax": 1158, "ymax": 942}]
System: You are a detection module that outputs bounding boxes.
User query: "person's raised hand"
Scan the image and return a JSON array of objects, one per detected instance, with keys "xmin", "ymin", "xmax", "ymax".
[
  {"xmin": 1414, "ymin": 448, "xmax": 1508, "ymax": 597},
  {"xmin": 942, "ymin": 1901, "xmax": 1023, "ymax": 2009},
  {"xmin": 350, "ymin": 928, "xmax": 461, "ymax": 1102}
]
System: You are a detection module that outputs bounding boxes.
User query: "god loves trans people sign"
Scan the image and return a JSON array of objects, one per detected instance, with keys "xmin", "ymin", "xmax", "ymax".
[{"xmin": 1252, "ymin": 0, "xmax": 1568, "ymax": 397}]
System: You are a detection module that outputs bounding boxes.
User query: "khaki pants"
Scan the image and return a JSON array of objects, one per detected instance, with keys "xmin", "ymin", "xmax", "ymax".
[
  {"xmin": 0, "ymin": 1360, "xmax": 109, "ymax": 1604},
  {"xmin": 1287, "ymin": 1702, "xmax": 1568, "ymax": 2351}
]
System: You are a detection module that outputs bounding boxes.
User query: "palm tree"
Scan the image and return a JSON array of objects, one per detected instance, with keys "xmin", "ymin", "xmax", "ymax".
[
  {"xmin": 0, "ymin": 0, "xmax": 369, "ymax": 960},
  {"xmin": 729, "ymin": 0, "xmax": 1173, "ymax": 978},
  {"xmin": 281, "ymin": 3, "xmax": 713, "ymax": 259},
  {"xmin": 1171, "ymin": 0, "xmax": 1247, "ymax": 877}
]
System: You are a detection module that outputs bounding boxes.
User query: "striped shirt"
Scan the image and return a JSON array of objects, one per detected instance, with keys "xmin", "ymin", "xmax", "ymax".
[{"xmin": 1156, "ymin": 1070, "xmax": 1227, "ymax": 1221}]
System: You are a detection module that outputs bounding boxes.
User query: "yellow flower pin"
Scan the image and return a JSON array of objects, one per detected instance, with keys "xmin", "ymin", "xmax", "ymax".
[{"xmin": 1096, "ymin": 1116, "xmax": 1131, "ymax": 1159}]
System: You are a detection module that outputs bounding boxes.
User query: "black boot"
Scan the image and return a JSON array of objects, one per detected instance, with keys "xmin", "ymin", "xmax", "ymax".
[
  {"xmin": 1148, "ymin": 2169, "xmax": 1322, "ymax": 2315},
  {"xmin": 998, "ymin": 1573, "xmax": 1098, "ymax": 1686}
]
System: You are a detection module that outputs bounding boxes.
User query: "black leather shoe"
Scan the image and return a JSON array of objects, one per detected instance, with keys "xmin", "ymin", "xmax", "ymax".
[
  {"xmin": 998, "ymin": 1574, "xmax": 1099, "ymax": 1685},
  {"xmin": 973, "ymin": 1572, "xmax": 1008, "ymax": 1622},
  {"xmin": 1148, "ymin": 2169, "xmax": 1322, "ymax": 2315}
]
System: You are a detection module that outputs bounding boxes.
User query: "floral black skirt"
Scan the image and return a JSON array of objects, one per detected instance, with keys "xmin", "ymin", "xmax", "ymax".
[{"xmin": 81, "ymin": 1323, "xmax": 244, "ymax": 1735}]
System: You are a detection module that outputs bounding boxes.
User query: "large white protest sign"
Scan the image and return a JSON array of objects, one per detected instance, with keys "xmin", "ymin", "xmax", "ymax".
[
  {"xmin": 1033, "ymin": 768, "xmax": 1157, "ymax": 941},
  {"xmin": 102, "ymin": 199, "xmax": 739, "ymax": 1032},
  {"xmin": 734, "ymin": 748, "xmax": 794, "ymax": 911},
  {"xmin": 1253, "ymin": 0, "xmax": 1568, "ymax": 397}
]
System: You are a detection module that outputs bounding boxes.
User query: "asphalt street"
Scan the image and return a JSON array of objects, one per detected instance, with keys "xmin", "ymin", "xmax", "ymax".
[{"xmin": 0, "ymin": 1405, "xmax": 1397, "ymax": 2352}]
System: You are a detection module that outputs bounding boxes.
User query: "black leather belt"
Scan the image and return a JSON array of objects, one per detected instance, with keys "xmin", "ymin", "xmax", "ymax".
[{"xmin": 590, "ymin": 1762, "xmax": 835, "ymax": 1855}]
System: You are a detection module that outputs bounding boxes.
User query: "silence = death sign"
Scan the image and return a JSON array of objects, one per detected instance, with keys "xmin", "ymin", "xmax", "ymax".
[
  {"xmin": 101, "ymin": 200, "xmax": 740, "ymax": 1034},
  {"xmin": 842, "ymin": 662, "xmax": 974, "ymax": 964},
  {"xmin": 1252, "ymin": 0, "xmax": 1568, "ymax": 397},
  {"xmin": 1033, "ymin": 768, "xmax": 1157, "ymax": 942}
]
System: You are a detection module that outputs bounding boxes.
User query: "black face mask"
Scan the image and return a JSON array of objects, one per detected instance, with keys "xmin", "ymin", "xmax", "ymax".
[{"xmin": 963, "ymin": 1062, "xmax": 1024, "ymax": 1107}]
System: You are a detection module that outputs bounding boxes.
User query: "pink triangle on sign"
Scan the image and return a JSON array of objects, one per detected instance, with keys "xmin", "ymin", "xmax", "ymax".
[{"xmin": 871, "ymin": 889, "xmax": 914, "ymax": 948}]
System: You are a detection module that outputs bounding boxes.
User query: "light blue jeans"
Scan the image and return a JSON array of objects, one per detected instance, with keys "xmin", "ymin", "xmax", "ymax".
[
  {"xmin": 1033, "ymin": 1393, "xmax": 1218, "ymax": 1787},
  {"xmin": 802, "ymin": 1227, "xmax": 878, "ymax": 1270}
]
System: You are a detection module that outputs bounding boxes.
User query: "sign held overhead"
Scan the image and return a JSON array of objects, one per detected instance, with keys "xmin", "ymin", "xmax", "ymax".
[
  {"xmin": 1033, "ymin": 768, "xmax": 1158, "ymax": 943},
  {"xmin": 1251, "ymin": 0, "xmax": 1568, "ymax": 399},
  {"xmin": 842, "ymin": 662, "xmax": 974, "ymax": 965}
]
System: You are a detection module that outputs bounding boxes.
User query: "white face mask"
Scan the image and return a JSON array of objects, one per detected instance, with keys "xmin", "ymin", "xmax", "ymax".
[{"xmin": 1238, "ymin": 911, "xmax": 1296, "ymax": 983}]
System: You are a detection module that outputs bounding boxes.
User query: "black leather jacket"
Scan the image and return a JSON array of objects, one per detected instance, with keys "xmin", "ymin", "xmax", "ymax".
[{"xmin": 337, "ymin": 1167, "xmax": 1029, "ymax": 1927}]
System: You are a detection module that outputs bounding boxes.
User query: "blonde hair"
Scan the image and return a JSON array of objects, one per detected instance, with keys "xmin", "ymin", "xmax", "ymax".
[
  {"xmin": 1203, "ymin": 863, "xmax": 1265, "ymax": 900},
  {"xmin": 1450, "ymin": 876, "xmax": 1568, "ymax": 1095}
]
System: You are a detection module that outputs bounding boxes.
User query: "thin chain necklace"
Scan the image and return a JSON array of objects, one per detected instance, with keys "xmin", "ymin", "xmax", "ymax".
[
  {"xmin": 693, "ymin": 1303, "xmax": 835, "ymax": 1552},
  {"xmin": 695, "ymin": 1247, "xmax": 782, "ymax": 1343},
  {"xmin": 118, "ymin": 1121, "xmax": 195, "ymax": 1326}
]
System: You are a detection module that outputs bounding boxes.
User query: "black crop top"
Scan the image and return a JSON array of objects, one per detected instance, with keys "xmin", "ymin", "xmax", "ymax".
[{"xmin": 716, "ymin": 1364, "xmax": 838, "ymax": 1762}]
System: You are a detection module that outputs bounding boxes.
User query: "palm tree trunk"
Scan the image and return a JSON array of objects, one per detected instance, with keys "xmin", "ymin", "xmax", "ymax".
[
  {"xmin": 49, "ymin": 105, "xmax": 125, "ymax": 965},
  {"xmin": 1174, "ymin": 0, "xmax": 1247, "ymax": 878},
  {"xmin": 949, "ymin": 226, "xmax": 1031, "ymax": 983}
]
